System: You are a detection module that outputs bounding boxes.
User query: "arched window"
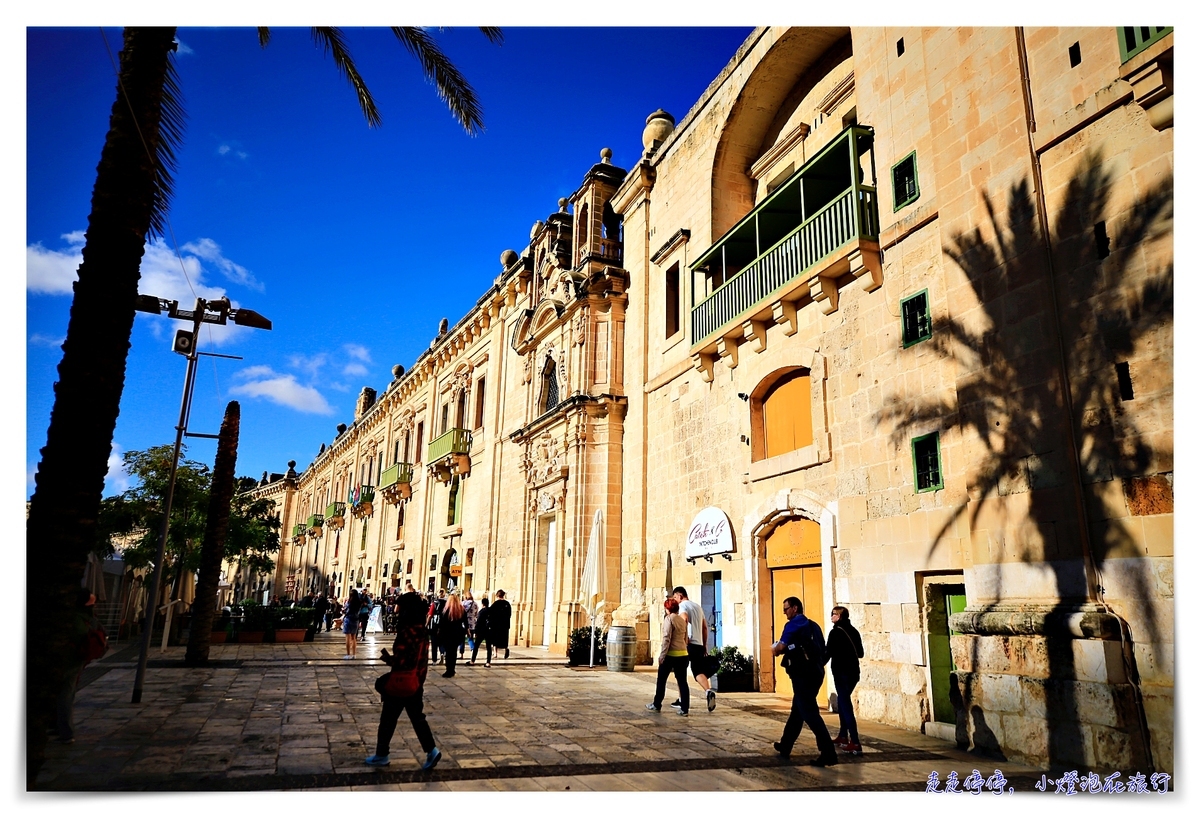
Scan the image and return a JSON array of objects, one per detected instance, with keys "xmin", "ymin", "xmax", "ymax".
[
  {"xmin": 455, "ymin": 389, "xmax": 467, "ymax": 429},
  {"xmin": 577, "ymin": 202, "xmax": 590, "ymax": 263},
  {"xmin": 751, "ymin": 368, "xmax": 813, "ymax": 461},
  {"xmin": 540, "ymin": 357, "xmax": 560, "ymax": 413}
]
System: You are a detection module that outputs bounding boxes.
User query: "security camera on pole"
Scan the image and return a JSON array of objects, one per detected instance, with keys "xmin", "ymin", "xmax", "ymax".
[{"xmin": 129, "ymin": 295, "xmax": 271, "ymax": 704}]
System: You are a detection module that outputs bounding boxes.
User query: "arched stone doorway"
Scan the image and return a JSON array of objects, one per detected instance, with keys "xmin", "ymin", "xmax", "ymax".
[{"xmin": 748, "ymin": 489, "xmax": 836, "ymax": 700}]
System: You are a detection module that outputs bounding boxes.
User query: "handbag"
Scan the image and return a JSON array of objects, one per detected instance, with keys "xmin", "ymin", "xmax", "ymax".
[{"xmin": 383, "ymin": 668, "xmax": 420, "ymax": 698}]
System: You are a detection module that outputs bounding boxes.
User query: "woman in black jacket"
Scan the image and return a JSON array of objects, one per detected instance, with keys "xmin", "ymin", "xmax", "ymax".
[
  {"xmin": 828, "ymin": 605, "xmax": 865, "ymax": 754},
  {"xmin": 469, "ymin": 597, "xmax": 491, "ymax": 666}
]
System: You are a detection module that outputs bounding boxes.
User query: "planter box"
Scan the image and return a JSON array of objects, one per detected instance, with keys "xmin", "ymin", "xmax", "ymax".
[
  {"xmin": 715, "ymin": 670, "xmax": 755, "ymax": 692},
  {"xmin": 238, "ymin": 631, "xmax": 265, "ymax": 644},
  {"xmin": 210, "ymin": 630, "xmax": 227, "ymax": 644},
  {"xmin": 274, "ymin": 628, "xmax": 307, "ymax": 643}
]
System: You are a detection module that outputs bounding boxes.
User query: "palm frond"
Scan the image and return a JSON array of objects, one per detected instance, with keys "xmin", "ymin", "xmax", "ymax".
[
  {"xmin": 149, "ymin": 37, "xmax": 187, "ymax": 239},
  {"xmin": 311, "ymin": 27, "xmax": 382, "ymax": 128},
  {"xmin": 391, "ymin": 26, "xmax": 485, "ymax": 135},
  {"xmin": 478, "ymin": 27, "xmax": 504, "ymax": 45},
  {"xmin": 258, "ymin": 27, "xmax": 271, "ymax": 48}
]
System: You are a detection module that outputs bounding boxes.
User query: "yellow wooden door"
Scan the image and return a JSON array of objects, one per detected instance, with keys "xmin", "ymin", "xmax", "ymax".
[{"xmin": 770, "ymin": 566, "xmax": 827, "ymax": 702}]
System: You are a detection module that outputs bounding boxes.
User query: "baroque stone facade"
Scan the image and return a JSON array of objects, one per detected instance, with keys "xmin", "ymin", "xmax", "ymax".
[{"xmin": 249, "ymin": 27, "xmax": 1173, "ymax": 774}]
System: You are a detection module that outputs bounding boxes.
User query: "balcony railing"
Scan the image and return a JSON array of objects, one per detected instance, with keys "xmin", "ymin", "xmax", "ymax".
[
  {"xmin": 353, "ymin": 485, "xmax": 376, "ymax": 507},
  {"xmin": 586, "ymin": 237, "xmax": 623, "ymax": 265},
  {"xmin": 428, "ymin": 428, "xmax": 472, "ymax": 462},
  {"xmin": 325, "ymin": 501, "xmax": 346, "ymax": 520},
  {"xmin": 292, "ymin": 524, "xmax": 306, "ymax": 538},
  {"xmin": 306, "ymin": 514, "xmax": 324, "ymax": 530},
  {"xmin": 691, "ymin": 124, "xmax": 879, "ymax": 347},
  {"xmin": 379, "ymin": 462, "xmax": 415, "ymax": 490},
  {"xmin": 1118, "ymin": 26, "xmax": 1172, "ymax": 63}
]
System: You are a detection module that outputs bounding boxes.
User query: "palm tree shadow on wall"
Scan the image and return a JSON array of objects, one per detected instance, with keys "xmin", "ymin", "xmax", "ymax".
[{"xmin": 877, "ymin": 151, "xmax": 1171, "ymax": 768}]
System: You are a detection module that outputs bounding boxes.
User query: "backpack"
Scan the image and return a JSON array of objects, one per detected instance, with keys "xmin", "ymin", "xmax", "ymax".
[
  {"xmin": 81, "ymin": 623, "xmax": 108, "ymax": 663},
  {"xmin": 783, "ymin": 619, "xmax": 827, "ymax": 679}
]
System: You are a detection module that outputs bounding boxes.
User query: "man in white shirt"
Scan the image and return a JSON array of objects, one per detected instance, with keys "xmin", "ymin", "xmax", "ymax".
[{"xmin": 672, "ymin": 586, "xmax": 716, "ymax": 712}]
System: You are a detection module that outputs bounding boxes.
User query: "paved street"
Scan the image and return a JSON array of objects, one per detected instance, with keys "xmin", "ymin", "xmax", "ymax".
[{"xmin": 37, "ymin": 629, "xmax": 1050, "ymax": 792}]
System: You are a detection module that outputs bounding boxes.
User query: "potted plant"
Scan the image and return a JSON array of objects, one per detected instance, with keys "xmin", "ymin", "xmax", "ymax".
[
  {"xmin": 566, "ymin": 625, "xmax": 607, "ymax": 666},
  {"xmin": 210, "ymin": 610, "xmax": 231, "ymax": 644},
  {"xmin": 238, "ymin": 602, "xmax": 270, "ymax": 643},
  {"xmin": 711, "ymin": 645, "xmax": 755, "ymax": 692},
  {"xmin": 273, "ymin": 607, "xmax": 312, "ymax": 643}
]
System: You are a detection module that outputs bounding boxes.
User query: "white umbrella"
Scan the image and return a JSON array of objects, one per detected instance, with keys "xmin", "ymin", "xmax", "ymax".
[{"xmin": 579, "ymin": 509, "xmax": 605, "ymax": 666}]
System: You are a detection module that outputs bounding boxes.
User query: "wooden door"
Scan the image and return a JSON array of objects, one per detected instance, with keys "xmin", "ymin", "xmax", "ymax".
[{"xmin": 770, "ymin": 565, "xmax": 826, "ymax": 702}]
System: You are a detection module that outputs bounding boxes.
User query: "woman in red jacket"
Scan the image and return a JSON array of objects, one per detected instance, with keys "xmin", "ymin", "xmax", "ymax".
[{"xmin": 366, "ymin": 592, "xmax": 442, "ymax": 770}]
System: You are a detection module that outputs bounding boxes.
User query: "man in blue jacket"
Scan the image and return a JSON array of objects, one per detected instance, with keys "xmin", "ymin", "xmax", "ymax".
[{"xmin": 771, "ymin": 596, "xmax": 838, "ymax": 766}]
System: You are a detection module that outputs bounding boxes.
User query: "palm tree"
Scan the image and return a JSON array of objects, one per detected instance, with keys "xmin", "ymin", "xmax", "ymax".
[
  {"xmin": 186, "ymin": 401, "xmax": 240, "ymax": 666},
  {"xmin": 26, "ymin": 25, "xmax": 501, "ymax": 786}
]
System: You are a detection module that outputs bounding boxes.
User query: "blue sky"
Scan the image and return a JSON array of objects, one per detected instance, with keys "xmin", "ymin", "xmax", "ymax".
[{"xmin": 26, "ymin": 26, "xmax": 753, "ymax": 498}]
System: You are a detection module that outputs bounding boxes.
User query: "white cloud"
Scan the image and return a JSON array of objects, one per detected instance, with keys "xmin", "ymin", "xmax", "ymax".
[
  {"xmin": 288, "ymin": 353, "xmax": 328, "ymax": 382},
  {"xmin": 27, "ymin": 231, "xmax": 84, "ymax": 294},
  {"xmin": 29, "ymin": 333, "xmax": 64, "ymax": 348},
  {"xmin": 181, "ymin": 238, "xmax": 262, "ymax": 290},
  {"xmin": 217, "ymin": 142, "xmax": 249, "ymax": 160},
  {"xmin": 105, "ymin": 444, "xmax": 132, "ymax": 496},
  {"xmin": 342, "ymin": 362, "xmax": 369, "ymax": 378},
  {"xmin": 230, "ymin": 367, "xmax": 335, "ymax": 415},
  {"xmin": 343, "ymin": 343, "xmax": 372, "ymax": 363},
  {"xmin": 174, "ymin": 38, "xmax": 194, "ymax": 55}
]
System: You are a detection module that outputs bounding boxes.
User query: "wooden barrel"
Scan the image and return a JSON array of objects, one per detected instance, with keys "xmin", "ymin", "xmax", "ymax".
[{"xmin": 606, "ymin": 625, "xmax": 637, "ymax": 672}]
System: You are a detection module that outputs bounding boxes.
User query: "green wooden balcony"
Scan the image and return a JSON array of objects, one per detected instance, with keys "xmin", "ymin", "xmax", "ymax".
[
  {"xmin": 306, "ymin": 513, "xmax": 324, "ymax": 530},
  {"xmin": 1118, "ymin": 26, "xmax": 1172, "ymax": 63},
  {"xmin": 428, "ymin": 428, "xmax": 472, "ymax": 462},
  {"xmin": 378, "ymin": 462, "xmax": 414, "ymax": 490},
  {"xmin": 325, "ymin": 501, "xmax": 346, "ymax": 520},
  {"xmin": 292, "ymin": 524, "xmax": 306, "ymax": 539},
  {"xmin": 354, "ymin": 485, "xmax": 376, "ymax": 506},
  {"xmin": 691, "ymin": 124, "xmax": 879, "ymax": 349}
]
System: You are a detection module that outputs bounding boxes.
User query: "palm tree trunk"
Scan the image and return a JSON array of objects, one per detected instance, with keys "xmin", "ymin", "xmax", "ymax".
[
  {"xmin": 25, "ymin": 27, "xmax": 178, "ymax": 787},
  {"xmin": 187, "ymin": 402, "xmax": 241, "ymax": 666}
]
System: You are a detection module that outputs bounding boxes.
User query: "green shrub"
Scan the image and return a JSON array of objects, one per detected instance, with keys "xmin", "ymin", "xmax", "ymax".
[
  {"xmin": 710, "ymin": 645, "xmax": 753, "ymax": 676},
  {"xmin": 567, "ymin": 625, "xmax": 607, "ymax": 666},
  {"xmin": 241, "ymin": 602, "xmax": 272, "ymax": 631},
  {"xmin": 274, "ymin": 607, "xmax": 317, "ymax": 630}
]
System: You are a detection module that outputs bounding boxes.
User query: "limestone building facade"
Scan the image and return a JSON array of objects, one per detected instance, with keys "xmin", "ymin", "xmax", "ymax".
[{"xmin": 249, "ymin": 27, "xmax": 1173, "ymax": 773}]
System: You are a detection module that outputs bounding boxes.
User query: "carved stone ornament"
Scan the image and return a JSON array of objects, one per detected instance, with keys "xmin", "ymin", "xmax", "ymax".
[
  {"xmin": 523, "ymin": 354, "xmax": 533, "ymax": 385},
  {"xmin": 527, "ymin": 432, "xmax": 564, "ymax": 486},
  {"xmin": 396, "ymin": 409, "xmax": 415, "ymax": 433},
  {"xmin": 574, "ymin": 308, "xmax": 588, "ymax": 346},
  {"xmin": 538, "ymin": 490, "xmax": 556, "ymax": 513}
]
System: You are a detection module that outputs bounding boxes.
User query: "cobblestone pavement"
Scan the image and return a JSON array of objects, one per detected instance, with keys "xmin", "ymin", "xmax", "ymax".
[{"xmin": 36, "ymin": 629, "xmax": 1050, "ymax": 792}]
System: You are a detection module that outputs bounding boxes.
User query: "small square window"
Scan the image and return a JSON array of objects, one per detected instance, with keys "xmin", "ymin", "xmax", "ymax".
[
  {"xmin": 892, "ymin": 151, "xmax": 920, "ymax": 210},
  {"xmin": 896, "ymin": 37, "xmax": 905, "ymax": 57},
  {"xmin": 1068, "ymin": 41, "xmax": 1082, "ymax": 67},
  {"xmin": 901, "ymin": 290, "xmax": 932, "ymax": 347},
  {"xmin": 912, "ymin": 432, "xmax": 943, "ymax": 493}
]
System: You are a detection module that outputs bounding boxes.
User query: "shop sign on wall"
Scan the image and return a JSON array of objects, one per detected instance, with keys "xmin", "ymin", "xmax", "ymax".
[{"xmin": 685, "ymin": 507, "xmax": 735, "ymax": 560}]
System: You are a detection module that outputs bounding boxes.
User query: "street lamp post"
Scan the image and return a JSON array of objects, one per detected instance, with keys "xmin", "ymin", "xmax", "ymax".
[{"xmin": 130, "ymin": 295, "xmax": 271, "ymax": 704}]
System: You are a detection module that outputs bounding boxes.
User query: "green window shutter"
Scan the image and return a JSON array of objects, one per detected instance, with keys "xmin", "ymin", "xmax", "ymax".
[
  {"xmin": 901, "ymin": 290, "xmax": 932, "ymax": 347},
  {"xmin": 912, "ymin": 432, "xmax": 944, "ymax": 493},
  {"xmin": 892, "ymin": 151, "xmax": 920, "ymax": 211}
]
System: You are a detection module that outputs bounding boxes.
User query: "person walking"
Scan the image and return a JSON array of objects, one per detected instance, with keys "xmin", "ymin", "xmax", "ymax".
[
  {"xmin": 489, "ymin": 590, "xmax": 512, "ymax": 660},
  {"xmin": 772, "ymin": 597, "xmax": 838, "ymax": 766},
  {"xmin": 343, "ymin": 589, "xmax": 362, "ymax": 659},
  {"xmin": 438, "ymin": 594, "xmax": 467, "ymax": 677},
  {"xmin": 672, "ymin": 586, "xmax": 716, "ymax": 712},
  {"xmin": 461, "ymin": 591, "xmax": 477, "ymax": 659},
  {"xmin": 55, "ymin": 589, "xmax": 106, "ymax": 743},
  {"xmin": 646, "ymin": 597, "xmax": 691, "ymax": 715},
  {"xmin": 328, "ymin": 596, "xmax": 341, "ymax": 632},
  {"xmin": 828, "ymin": 605, "xmax": 865, "ymax": 755},
  {"xmin": 365, "ymin": 592, "xmax": 442, "ymax": 771},
  {"xmin": 427, "ymin": 590, "xmax": 446, "ymax": 664},
  {"xmin": 470, "ymin": 597, "xmax": 491, "ymax": 666},
  {"xmin": 358, "ymin": 591, "xmax": 373, "ymax": 639},
  {"xmin": 313, "ymin": 593, "xmax": 329, "ymax": 635}
]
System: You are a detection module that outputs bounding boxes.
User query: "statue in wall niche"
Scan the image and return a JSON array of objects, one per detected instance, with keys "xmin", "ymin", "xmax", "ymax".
[{"xmin": 522, "ymin": 354, "xmax": 533, "ymax": 385}]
